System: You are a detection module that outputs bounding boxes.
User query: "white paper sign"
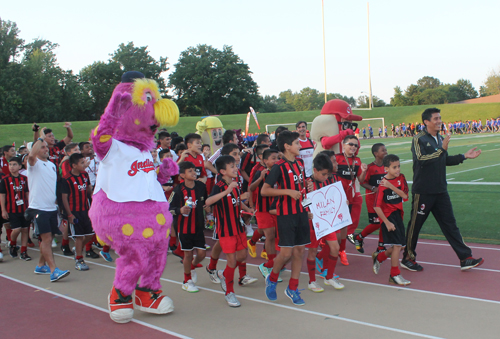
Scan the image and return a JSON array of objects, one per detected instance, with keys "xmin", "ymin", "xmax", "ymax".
[{"xmin": 306, "ymin": 181, "xmax": 352, "ymax": 239}]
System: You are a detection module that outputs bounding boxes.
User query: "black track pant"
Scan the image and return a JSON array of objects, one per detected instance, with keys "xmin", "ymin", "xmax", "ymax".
[{"xmin": 404, "ymin": 192, "xmax": 472, "ymax": 261}]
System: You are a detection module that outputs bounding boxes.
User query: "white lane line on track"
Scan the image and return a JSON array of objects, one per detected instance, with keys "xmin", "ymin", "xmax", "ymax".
[
  {"xmin": 361, "ymin": 236, "xmax": 500, "ymax": 251},
  {"xmin": 446, "ymin": 163, "xmax": 500, "ymax": 175},
  {"xmin": 23, "ymin": 249, "xmax": 442, "ymax": 339},
  {"xmin": 0, "ymin": 275, "xmax": 193, "ymax": 339}
]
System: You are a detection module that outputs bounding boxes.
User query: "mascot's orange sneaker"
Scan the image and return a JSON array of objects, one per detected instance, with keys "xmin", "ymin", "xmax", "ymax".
[
  {"xmin": 134, "ymin": 287, "xmax": 174, "ymax": 314},
  {"xmin": 108, "ymin": 286, "xmax": 134, "ymax": 323}
]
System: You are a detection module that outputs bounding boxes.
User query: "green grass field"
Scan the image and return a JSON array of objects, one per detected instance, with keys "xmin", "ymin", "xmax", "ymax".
[
  {"xmin": 2, "ymin": 102, "xmax": 500, "ymax": 147},
  {"xmin": 356, "ymin": 133, "xmax": 500, "ymax": 245}
]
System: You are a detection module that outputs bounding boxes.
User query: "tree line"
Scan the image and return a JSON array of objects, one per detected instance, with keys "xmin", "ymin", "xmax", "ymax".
[{"xmin": 1, "ymin": 18, "xmax": 499, "ymax": 124}]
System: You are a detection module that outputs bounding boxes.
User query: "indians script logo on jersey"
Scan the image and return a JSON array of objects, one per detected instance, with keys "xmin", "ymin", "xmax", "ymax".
[{"xmin": 128, "ymin": 159, "xmax": 155, "ymax": 176}]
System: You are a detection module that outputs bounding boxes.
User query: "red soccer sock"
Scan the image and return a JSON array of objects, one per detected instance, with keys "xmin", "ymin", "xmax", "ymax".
[
  {"xmin": 390, "ymin": 266, "xmax": 400, "ymax": 277},
  {"xmin": 264, "ymin": 253, "xmax": 276, "ymax": 268},
  {"xmin": 326, "ymin": 255, "xmax": 338, "ymax": 280},
  {"xmin": 85, "ymin": 242, "xmax": 92, "ymax": 251},
  {"xmin": 169, "ymin": 236, "xmax": 177, "ymax": 247},
  {"xmin": 377, "ymin": 251, "xmax": 388, "ymax": 262},
  {"xmin": 184, "ymin": 272, "xmax": 192, "ymax": 283},
  {"xmin": 6, "ymin": 229, "xmax": 12, "ymax": 242},
  {"xmin": 288, "ymin": 278, "xmax": 299, "ymax": 291},
  {"xmin": 224, "ymin": 266, "xmax": 236, "ymax": 294},
  {"xmin": 103, "ymin": 245, "xmax": 110, "ymax": 252},
  {"xmin": 208, "ymin": 257, "xmax": 218, "ymax": 271},
  {"xmin": 191, "ymin": 263, "xmax": 196, "ymax": 270},
  {"xmin": 237, "ymin": 261, "xmax": 246, "ymax": 278},
  {"xmin": 173, "ymin": 246, "xmax": 184, "ymax": 259},
  {"xmin": 62, "ymin": 239, "xmax": 69, "ymax": 246},
  {"xmin": 10, "ymin": 240, "xmax": 17, "ymax": 246},
  {"xmin": 21, "ymin": 246, "xmax": 27, "ymax": 253},
  {"xmin": 76, "ymin": 255, "xmax": 83, "ymax": 260},
  {"xmin": 361, "ymin": 223, "xmax": 380, "ymax": 238},
  {"xmin": 250, "ymin": 229, "xmax": 261, "ymax": 245},
  {"xmin": 339, "ymin": 238, "xmax": 347, "ymax": 252},
  {"xmin": 269, "ymin": 270, "xmax": 279, "ymax": 283},
  {"xmin": 317, "ymin": 245, "xmax": 330, "ymax": 261},
  {"xmin": 306, "ymin": 259, "xmax": 316, "ymax": 283}
]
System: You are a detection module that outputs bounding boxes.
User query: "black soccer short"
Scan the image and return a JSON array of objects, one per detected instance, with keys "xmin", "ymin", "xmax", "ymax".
[
  {"xmin": 179, "ymin": 230, "xmax": 206, "ymax": 251},
  {"xmin": 69, "ymin": 211, "xmax": 94, "ymax": 237},
  {"xmin": 8, "ymin": 213, "xmax": 31, "ymax": 229},
  {"xmin": 368, "ymin": 212, "xmax": 381, "ymax": 225},
  {"xmin": 277, "ymin": 212, "xmax": 310, "ymax": 247},
  {"xmin": 34, "ymin": 210, "xmax": 61, "ymax": 235},
  {"xmin": 381, "ymin": 210, "xmax": 406, "ymax": 247}
]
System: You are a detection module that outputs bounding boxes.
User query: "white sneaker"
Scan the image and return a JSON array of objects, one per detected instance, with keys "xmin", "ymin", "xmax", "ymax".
[
  {"xmin": 308, "ymin": 281, "xmax": 324, "ymax": 293},
  {"xmin": 206, "ymin": 265, "xmax": 220, "ymax": 283},
  {"xmin": 182, "ymin": 280, "xmax": 199, "ymax": 293},
  {"xmin": 217, "ymin": 270, "xmax": 226, "ymax": 292},
  {"xmin": 245, "ymin": 224, "xmax": 254, "ymax": 237},
  {"xmin": 225, "ymin": 292, "xmax": 241, "ymax": 307},
  {"xmin": 51, "ymin": 239, "xmax": 57, "ymax": 248},
  {"xmin": 389, "ymin": 274, "xmax": 411, "ymax": 286},
  {"xmin": 325, "ymin": 277, "xmax": 345, "ymax": 290},
  {"xmin": 0, "ymin": 252, "xmax": 3, "ymax": 262},
  {"xmin": 238, "ymin": 275, "xmax": 258, "ymax": 286},
  {"xmin": 191, "ymin": 270, "xmax": 198, "ymax": 284}
]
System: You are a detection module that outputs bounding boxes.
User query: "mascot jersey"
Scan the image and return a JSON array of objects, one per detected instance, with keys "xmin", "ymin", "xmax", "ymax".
[{"xmin": 94, "ymin": 139, "xmax": 166, "ymax": 203}]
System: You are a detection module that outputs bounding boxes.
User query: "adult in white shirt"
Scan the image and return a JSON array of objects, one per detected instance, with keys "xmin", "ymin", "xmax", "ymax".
[
  {"xmin": 28, "ymin": 138, "xmax": 70, "ymax": 281},
  {"xmin": 295, "ymin": 120, "xmax": 316, "ymax": 177}
]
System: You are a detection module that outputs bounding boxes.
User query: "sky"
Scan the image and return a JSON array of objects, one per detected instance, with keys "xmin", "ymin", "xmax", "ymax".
[{"xmin": 2, "ymin": 0, "xmax": 499, "ymax": 104}]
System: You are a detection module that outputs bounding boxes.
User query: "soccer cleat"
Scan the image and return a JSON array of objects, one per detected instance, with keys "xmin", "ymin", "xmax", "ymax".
[
  {"xmin": 315, "ymin": 257, "xmax": 324, "ymax": 273},
  {"xmin": 239, "ymin": 275, "xmax": 258, "ymax": 286},
  {"xmin": 182, "ymin": 280, "xmax": 199, "ymax": 293},
  {"xmin": 400, "ymin": 259, "xmax": 424, "ymax": 272},
  {"xmin": 372, "ymin": 248, "xmax": 385, "ymax": 261},
  {"xmin": 50, "ymin": 267, "xmax": 70, "ymax": 282},
  {"xmin": 9, "ymin": 245, "xmax": 18, "ymax": 258},
  {"xmin": 319, "ymin": 269, "xmax": 340, "ymax": 280},
  {"xmin": 34, "ymin": 265, "xmax": 51, "ymax": 274},
  {"xmin": 20, "ymin": 251, "xmax": 32, "ymax": 261},
  {"xmin": 373, "ymin": 255, "xmax": 381, "ymax": 275},
  {"xmin": 93, "ymin": 241, "xmax": 103, "ymax": 249},
  {"xmin": 51, "ymin": 239, "xmax": 57, "ymax": 248},
  {"xmin": 172, "ymin": 247, "xmax": 184, "ymax": 260},
  {"xmin": 353, "ymin": 233, "xmax": 364, "ymax": 253},
  {"xmin": 389, "ymin": 274, "xmax": 411, "ymax": 286},
  {"xmin": 61, "ymin": 245, "xmax": 74, "ymax": 256},
  {"xmin": 247, "ymin": 239, "xmax": 257, "ymax": 258},
  {"xmin": 86, "ymin": 249, "xmax": 100, "ymax": 259},
  {"xmin": 307, "ymin": 281, "xmax": 324, "ymax": 293},
  {"xmin": 265, "ymin": 275, "xmax": 278, "ymax": 301},
  {"xmin": 258, "ymin": 263, "xmax": 272, "ymax": 278},
  {"xmin": 206, "ymin": 265, "xmax": 220, "ymax": 283},
  {"xmin": 108, "ymin": 286, "xmax": 134, "ymax": 323},
  {"xmin": 191, "ymin": 270, "xmax": 198, "ymax": 284},
  {"xmin": 460, "ymin": 257, "xmax": 484, "ymax": 271},
  {"xmin": 217, "ymin": 270, "xmax": 226, "ymax": 292},
  {"xmin": 100, "ymin": 251, "xmax": 113, "ymax": 262},
  {"xmin": 205, "ymin": 244, "xmax": 211, "ymax": 250},
  {"xmin": 225, "ymin": 292, "xmax": 241, "ymax": 307},
  {"xmin": 134, "ymin": 287, "xmax": 174, "ymax": 314},
  {"xmin": 195, "ymin": 263, "xmax": 203, "ymax": 268},
  {"xmin": 324, "ymin": 277, "xmax": 345, "ymax": 290},
  {"xmin": 260, "ymin": 250, "xmax": 268, "ymax": 260},
  {"xmin": 346, "ymin": 233, "xmax": 355, "ymax": 245},
  {"xmin": 339, "ymin": 250, "xmax": 349, "ymax": 266},
  {"xmin": 285, "ymin": 287, "xmax": 305, "ymax": 306},
  {"xmin": 27, "ymin": 238, "xmax": 35, "ymax": 248},
  {"xmin": 75, "ymin": 258, "xmax": 90, "ymax": 271}
]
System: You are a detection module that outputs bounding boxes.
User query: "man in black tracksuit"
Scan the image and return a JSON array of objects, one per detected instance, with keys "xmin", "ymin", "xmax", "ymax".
[{"xmin": 401, "ymin": 108, "xmax": 484, "ymax": 272}]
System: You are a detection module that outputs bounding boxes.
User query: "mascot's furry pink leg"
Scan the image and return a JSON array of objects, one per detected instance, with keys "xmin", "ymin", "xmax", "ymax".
[{"xmin": 88, "ymin": 71, "xmax": 179, "ymax": 323}]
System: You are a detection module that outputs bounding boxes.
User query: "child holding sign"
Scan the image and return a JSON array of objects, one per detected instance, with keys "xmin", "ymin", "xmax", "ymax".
[{"xmin": 372, "ymin": 154, "xmax": 410, "ymax": 286}]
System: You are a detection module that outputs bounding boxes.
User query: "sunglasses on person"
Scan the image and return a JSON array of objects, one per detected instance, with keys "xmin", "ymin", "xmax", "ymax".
[{"xmin": 345, "ymin": 142, "xmax": 359, "ymax": 148}]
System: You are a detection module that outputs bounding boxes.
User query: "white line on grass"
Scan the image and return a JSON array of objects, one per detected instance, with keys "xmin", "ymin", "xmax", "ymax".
[
  {"xmin": 0, "ymin": 275, "xmax": 193, "ymax": 339},
  {"xmin": 407, "ymin": 181, "xmax": 500, "ymax": 185},
  {"xmin": 471, "ymin": 178, "xmax": 484, "ymax": 182},
  {"xmin": 446, "ymin": 163, "xmax": 500, "ymax": 175},
  {"xmin": 21, "ymin": 249, "xmax": 443, "ymax": 339},
  {"xmin": 448, "ymin": 178, "xmax": 455, "ymax": 180}
]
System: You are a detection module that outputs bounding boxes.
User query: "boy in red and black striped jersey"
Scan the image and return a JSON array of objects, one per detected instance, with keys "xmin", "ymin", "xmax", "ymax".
[
  {"xmin": 177, "ymin": 133, "xmax": 207, "ymax": 184},
  {"xmin": 206, "ymin": 155, "xmax": 255, "ymax": 307},
  {"xmin": 0, "ymin": 157, "xmax": 31, "ymax": 260},
  {"xmin": 169, "ymin": 162, "xmax": 208, "ymax": 293},
  {"xmin": 34, "ymin": 124, "xmax": 74, "ymax": 170},
  {"xmin": 372, "ymin": 154, "xmax": 411, "ymax": 286},
  {"xmin": 61, "ymin": 154, "xmax": 93, "ymax": 271},
  {"xmin": 355, "ymin": 143, "xmax": 388, "ymax": 255},
  {"xmin": 335, "ymin": 135, "xmax": 367, "ymax": 266},
  {"xmin": 262, "ymin": 130, "xmax": 313, "ymax": 306},
  {"xmin": 305, "ymin": 154, "xmax": 344, "ymax": 292}
]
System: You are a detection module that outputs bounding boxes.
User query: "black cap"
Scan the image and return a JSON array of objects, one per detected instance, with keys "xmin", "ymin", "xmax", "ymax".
[{"xmin": 121, "ymin": 71, "xmax": 145, "ymax": 83}]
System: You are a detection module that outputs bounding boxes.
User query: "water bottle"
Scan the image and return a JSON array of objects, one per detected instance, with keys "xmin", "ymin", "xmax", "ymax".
[{"xmin": 182, "ymin": 197, "xmax": 194, "ymax": 217}]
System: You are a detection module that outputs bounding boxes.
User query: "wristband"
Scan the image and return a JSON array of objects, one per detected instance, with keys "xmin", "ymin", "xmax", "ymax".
[
  {"xmin": 68, "ymin": 214, "xmax": 74, "ymax": 218},
  {"xmin": 461, "ymin": 154, "xmax": 466, "ymax": 160},
  {"xmin": 38, "ymin": 137, "xmax": 44, "ymax": 142}
]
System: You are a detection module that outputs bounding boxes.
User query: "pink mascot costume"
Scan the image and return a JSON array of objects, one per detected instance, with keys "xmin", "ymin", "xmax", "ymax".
[{"xmin": 89, "ymin": 71, "xmax": 179, "ymax": 323}]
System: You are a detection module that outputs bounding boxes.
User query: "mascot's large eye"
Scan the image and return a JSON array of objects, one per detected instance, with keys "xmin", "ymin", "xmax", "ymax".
[
  {"xmin": 212, "ymin": 130, "xmax": 217, "ymax": 138},
  {"xmin": 145, "ymin": 92, "xmax": 153, "ymax": 102}
]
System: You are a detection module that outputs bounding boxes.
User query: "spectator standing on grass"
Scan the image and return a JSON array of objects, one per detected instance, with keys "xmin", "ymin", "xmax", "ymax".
[
  {"xmin": 401, "ymin": 108, "xmax": 484, "ymax": 272},
  {"xmin": 28, "ymin": 138, "xmax": 70, "ymax": 282}
]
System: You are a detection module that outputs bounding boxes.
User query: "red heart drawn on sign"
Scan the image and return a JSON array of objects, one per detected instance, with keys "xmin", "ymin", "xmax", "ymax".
[{"xmin": 310, "ymin": 185, "xmax": 343, "ymax": 227}]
